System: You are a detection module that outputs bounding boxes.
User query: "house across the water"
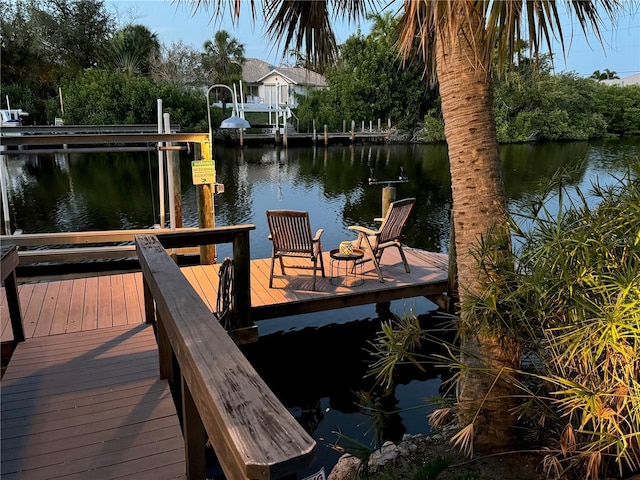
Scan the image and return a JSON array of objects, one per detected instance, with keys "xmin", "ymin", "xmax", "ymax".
[{"xmin": 241, "ymin": 58, "xmax": 327, "ymax": 107}]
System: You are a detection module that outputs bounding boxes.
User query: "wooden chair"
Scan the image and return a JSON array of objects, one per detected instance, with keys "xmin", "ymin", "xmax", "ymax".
[
  {"xmin": 348, "ymin": 198, "xmax": 416, "ymax": 282},
  {"xmin": 266, "ymin": 210, "xmax": 325, "ymax": 291}
]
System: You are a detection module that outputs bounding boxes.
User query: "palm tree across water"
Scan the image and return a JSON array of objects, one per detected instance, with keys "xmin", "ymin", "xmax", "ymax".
[
  {"xmin": 106, "ymin": 24, "xmax": 160, "ymax": 76},
  {"xmin": 590, "ymin": 67, "xmax": 620, "ymax": 80},
  {"xmin": 201, "ymin": 29, "xmax": 246, "ymax": 113},
  {"xmin": 183, "ymin": 0, "xmax": 622, "ymax": 456}
]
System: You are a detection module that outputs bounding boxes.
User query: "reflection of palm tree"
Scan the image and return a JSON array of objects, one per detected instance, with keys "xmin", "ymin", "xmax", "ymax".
[{"xmin": 186, "ymin": 0, "xmax": 623, "ymax": 454}]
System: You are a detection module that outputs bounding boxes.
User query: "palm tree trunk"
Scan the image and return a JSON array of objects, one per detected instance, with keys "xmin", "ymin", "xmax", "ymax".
[{"xmin": 435, "ymin": 13, "xmax": 518, "ymax": 452}]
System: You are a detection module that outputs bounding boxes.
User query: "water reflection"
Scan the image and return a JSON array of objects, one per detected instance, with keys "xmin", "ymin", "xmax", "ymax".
[
  {"xmin": 5, "ymin": 138, "xmax": 638, "ymax": 257},
  {"xmin": 241, "ymin": 311, "xmax": 451, "ymax": 476},
  {"xmin": 3, "ymin": 138, "xmax": 638, "ymax": 476}
]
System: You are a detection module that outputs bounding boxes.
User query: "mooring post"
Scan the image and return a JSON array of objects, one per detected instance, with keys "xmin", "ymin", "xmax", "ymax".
[
  {"xmin": 163, "ymin": 113, "xmax": 182, "ymax": 229},
  {"xmin": 195, "ymin": 142, "xmax": 215, "ymax": 264},
  {"xmin": 157, "ymin": 99, "xmax": 165, "ymax": 228},
  {"xmin": 313, "ymin": 119, "xmax": 317, "ymax": 145},
  {"xmin": 324, "ymin": 124, "xmax": 328, "ymax": 146},
  {"xmin": 350, "ymin": 120, "xmax": 355, "ymax": 143},
  {"xmin": 232, "ymin": 229, "xmax": 252, "ymax": 330},
  {"xmin": 382, "ymin": 186, "xmax": 396, "ymax": 218},
  {"xmin": 368, "ymin": 167, "xmax": 408, "ymax": 218}
]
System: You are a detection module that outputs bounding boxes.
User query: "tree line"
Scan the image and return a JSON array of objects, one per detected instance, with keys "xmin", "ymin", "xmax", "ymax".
[
  {"xmin": 3, "ymin": 3, "xmax": 637, "ymax": 144},
  {"xmin": 296, "ymin": 13, "xmax": 640, "ymax": 143},
  {"xmin": 1, "ymin": 0, "xmax": 244, "ymax": 129}
]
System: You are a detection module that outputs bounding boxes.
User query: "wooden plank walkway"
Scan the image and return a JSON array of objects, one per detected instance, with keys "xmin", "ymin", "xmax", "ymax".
[
  {"xmin": 0, "ymin": 246, "xmax": 446, "ymax": 478},
  {"xmin": 1, "ymin": 248, "xmax": 448, "ymax": 342},
  {"xmin": 185, "ymin": 247, "xmax": 449, "ymax": 320},
  {"xmin": 0, "ymin": 323, "xmax": 186, "ymax": 479}
]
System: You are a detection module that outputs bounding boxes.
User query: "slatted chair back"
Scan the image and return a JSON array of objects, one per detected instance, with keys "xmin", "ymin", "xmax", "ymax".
[
  {"xmin": 266, "ymin": 210, "xmax": 325, "ymax": 290},
  {"xmin": 348, "ymin": 198, "xmax": 415, "ymax": 282},
  {"xmin": 377, "ymin": 198, "xmax": 416, "ymax": 246},
  {"xmin": 267, "ymin": 210, "xmax": 314, "ymax": 255}
]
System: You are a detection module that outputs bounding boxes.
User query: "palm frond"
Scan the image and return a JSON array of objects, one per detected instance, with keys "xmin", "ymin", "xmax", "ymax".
[
  {"xmin": 179, "ymin": 0, "xmax": 257, "ymax": 26},
  {"xmin": 263, "ymin": 0, "xmax": 373, "ymax": 70},
  {"xmin": 397, "ymin": 0, "xmax": 624, "ymax": 80},
  {"xmin": 450, "ymin": 423, "xmax": 475, "ymax": 458},
  {"xmin": 263, "ymin": 0, "xmax": 337, "ymax": 69}
]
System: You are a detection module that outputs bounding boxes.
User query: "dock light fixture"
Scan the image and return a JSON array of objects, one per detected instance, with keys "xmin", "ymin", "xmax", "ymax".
[{"xmin": 206, "ymin": 83, "xmax": 250, "ymax": 147}]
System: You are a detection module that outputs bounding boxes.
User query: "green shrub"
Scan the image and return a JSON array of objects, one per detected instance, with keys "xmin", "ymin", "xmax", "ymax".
[
  {"xmin": 471, "ymin": 162, "xmax": 640, "ymax": 479},
  {"xmin": 369, "ymin": 162, "xmax": 640, "ymax": 479},
  {"xmin": 416, "ymin": 115, "xmax": 446, "ymax": 143}
]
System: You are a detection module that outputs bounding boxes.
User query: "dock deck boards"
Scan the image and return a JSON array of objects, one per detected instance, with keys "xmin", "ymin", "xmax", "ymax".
[
  {"xmin": 0, "ymin": 323, "xmax": 185, "ymax": 479},
  {"xmin": 1, "ymin": 247, "xmax": 448, "ymax": 342},
  {"xmin": 0, "ymin": 246, "xmax": 448, "ymax": 478}
]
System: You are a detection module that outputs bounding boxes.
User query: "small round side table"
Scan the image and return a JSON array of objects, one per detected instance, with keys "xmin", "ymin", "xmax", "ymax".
[{"xmin": 329, "ymin": 248, "xmax": 365, "ymax": 287}]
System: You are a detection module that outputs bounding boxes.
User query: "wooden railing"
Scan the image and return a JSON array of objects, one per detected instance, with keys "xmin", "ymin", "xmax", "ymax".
[
  {"xmin": 135, "ymin": 227, "xmax": 317, "ymax": 479},
  {"xmin": 0, "ymin": 228, "xmax": 200, "ymax": 264},
  {"xmin": 1, "ymin": 244, "xmax": 24, "ymax": 343}
]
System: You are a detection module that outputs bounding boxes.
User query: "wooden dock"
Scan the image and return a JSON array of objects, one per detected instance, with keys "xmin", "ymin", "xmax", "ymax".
[
  {"xmin": 0, "ymin": 245, "xmax": 447, "ymax": 478},
  {"xmin": 186, "ymin": 247, "xmax": 448, "ymax": 320},
  {"xmin": 1, "ymin": 247, "xmax": 447, "ymax": 342},
  {"xmin": 1, "ymin": 323, "xmax": 186, "ymax": 479}
]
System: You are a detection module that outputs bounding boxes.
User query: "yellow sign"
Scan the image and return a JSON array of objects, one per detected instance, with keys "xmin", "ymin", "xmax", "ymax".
[{"xmin": 191, "ymin": 160, "xmax": 215, "ymax": 185}]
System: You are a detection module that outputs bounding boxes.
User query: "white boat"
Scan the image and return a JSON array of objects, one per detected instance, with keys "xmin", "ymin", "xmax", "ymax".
[
  {"xmin": 1, "ymin": 109, "xmax": 29, "ymax": 137},
  {"xmin": 1, "ymin": 109, "xmax": 29, "ymax": 128}
]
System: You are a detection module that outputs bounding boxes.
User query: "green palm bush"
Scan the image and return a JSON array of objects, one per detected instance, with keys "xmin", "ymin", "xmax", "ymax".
[
  {"xmin": 508, "ymin": 165, "xmax": 640, "ymax": 479},
  {"xmin": 370, "ymin": 162, "xmax": 640, "ymax": 479}
]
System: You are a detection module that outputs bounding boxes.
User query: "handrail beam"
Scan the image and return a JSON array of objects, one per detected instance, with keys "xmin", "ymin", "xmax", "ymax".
[{"xmin": 135, "ymin": 232, "xmax": 315, "ymax": 479}]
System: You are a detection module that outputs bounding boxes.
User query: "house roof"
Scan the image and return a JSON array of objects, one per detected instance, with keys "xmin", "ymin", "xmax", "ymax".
[
  {"xmin": 242, "ymin": 58, "xmax": 327, "ymax": 87},
  {"xmin": 242, "ymin": 58, "xmax": 274, "ymax": 84},
  {"xmin": 601, "ymin": 72, "xmax": 640, "ymax": 86}
]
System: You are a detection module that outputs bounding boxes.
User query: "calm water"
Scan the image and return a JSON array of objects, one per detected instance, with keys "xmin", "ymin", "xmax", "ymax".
[{"xmin": 3, "ymin": 137, "xmax": 639, "ymax": 475}]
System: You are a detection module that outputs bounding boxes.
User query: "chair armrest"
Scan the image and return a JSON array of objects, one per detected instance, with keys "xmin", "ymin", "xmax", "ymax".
[
  {"xmin": 373, "ymin": 218, "xmax": 384, "ymax": 222},
  {"xmin": 313, "ymin": 229, "xmax": 324, "ymax": 242},
  {"xmin": 348, "ymin": 225, "xmax": 378, "ymax": 236}
]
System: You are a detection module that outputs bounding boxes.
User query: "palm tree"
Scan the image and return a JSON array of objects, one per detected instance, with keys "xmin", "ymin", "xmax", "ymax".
[
  {"xmin": 591, "ymin": 68, "xmax": 620, "ymax": 80},
  {"xmin": 201, "ymin": 30, "xmax": 245, "ymax": 113},
  {"xmin": 106, "ymin": 24, "xmax": 160, "ymax": 76},
  {"xmin": 185, "ymin": 0, "xmax": 622, "ymax": 453}
]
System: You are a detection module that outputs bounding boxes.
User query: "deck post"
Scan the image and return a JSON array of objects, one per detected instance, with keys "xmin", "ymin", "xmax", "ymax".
[
  {"xmin": 156, "ymin": 314, "xmax": 174, "ymax": 382},
  {"xmin": 1, "ymin": 245, "xmax": 24, "ymax": 342},
  {"xmin": 232, "ymin": 229, "xmax": 253, "ymax": 332},
  {"xmin": 143, "ymin": 276, "xmax": 155, "ymax": 325},
  {"xmin": 182, "ymin": 376, "xmax": 207, "ymax": 480},
  {"xmin": 324, "ymin": 124, "xmax": 328, "ymax": 146}
]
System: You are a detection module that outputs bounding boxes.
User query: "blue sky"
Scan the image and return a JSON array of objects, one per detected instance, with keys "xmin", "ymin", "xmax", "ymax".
[{"xmin": 109, "ymin": 0, "xmax": 640, "ymax": 78}]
